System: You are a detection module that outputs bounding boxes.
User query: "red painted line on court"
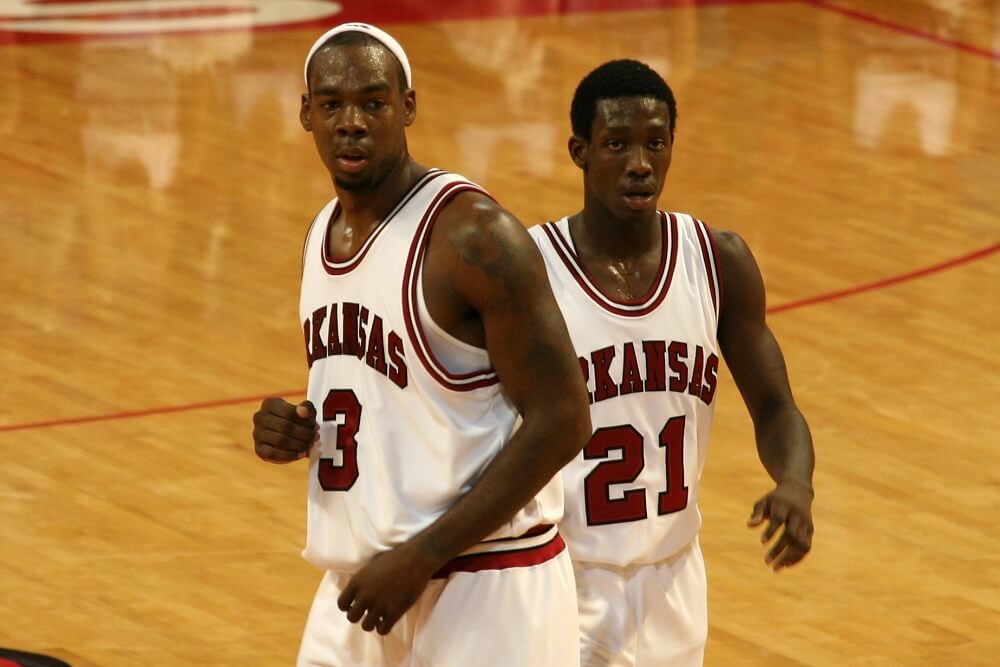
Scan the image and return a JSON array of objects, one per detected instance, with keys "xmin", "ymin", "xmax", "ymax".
[
  {"xmin": 0, "ymin": 243, "xmax": 996, "ymax": 434},
  {"xmin": 0, "ymin": 390, "xmax": 306, "ymax": 433},
  {"xmin": 767, "ymin": 242, "xmax": 999, "ymax": 314},
  {"xmin": 802, "ymin": 0, "xmax": 1000, "ymax": 61}
]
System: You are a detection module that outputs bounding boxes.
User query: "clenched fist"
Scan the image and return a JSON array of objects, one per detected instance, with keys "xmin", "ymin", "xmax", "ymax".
[{"xmin": 253, "ymin": 397, "xmax": 318, "ymax": 464}]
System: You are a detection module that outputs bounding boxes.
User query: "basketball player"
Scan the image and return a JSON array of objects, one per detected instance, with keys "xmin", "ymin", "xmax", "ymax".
[
  {"xmin": 251, "ymin": 23, "xmax": 591, "ymax": 666},
  {"xmin": 529, "ymin": 60, "xmax": 816, "ymax": 666}
]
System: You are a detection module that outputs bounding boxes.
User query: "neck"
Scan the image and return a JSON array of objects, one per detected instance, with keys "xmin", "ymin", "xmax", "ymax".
[
  {"xmin": 334, "ymin": 154, "xmax": 425, "ymax": 227},
  {"xmin": 570, "ymin": 195, "xmax": 662, "ymax": 261}
]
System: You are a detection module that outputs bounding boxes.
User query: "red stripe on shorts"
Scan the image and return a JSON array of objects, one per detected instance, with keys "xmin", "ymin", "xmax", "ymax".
[{"xmin": 432, "ymin": 529, "xmax": 566, "ymax": 579}]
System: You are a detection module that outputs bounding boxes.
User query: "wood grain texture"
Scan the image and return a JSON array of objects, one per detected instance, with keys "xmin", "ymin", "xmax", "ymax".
[{"xmin": 1, "ymin": 1, "xmax": 997, "ymax": 664}]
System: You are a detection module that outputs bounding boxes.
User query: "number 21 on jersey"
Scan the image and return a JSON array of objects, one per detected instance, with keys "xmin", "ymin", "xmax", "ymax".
[{"xmin": 584, "ymin": 416, "xmax": 689, "ymax": 525}]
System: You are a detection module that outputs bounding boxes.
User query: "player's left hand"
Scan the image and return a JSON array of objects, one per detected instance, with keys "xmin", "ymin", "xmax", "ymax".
[
  {"xmin": 337, "ymin": 542, "xmax": 441, "ymax": 635},
  {"xmin": 747, "ymin": 479, "xmax": 814, "ymax": 571}
]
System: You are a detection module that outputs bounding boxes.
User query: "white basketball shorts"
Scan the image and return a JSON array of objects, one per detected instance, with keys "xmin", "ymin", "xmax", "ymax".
[
  {"xmin": 297, "ymin": 528, "xmax": 580, "ymax": 667},
  {"xmin": 574, "ymin": 538, "xmax": 707, "ymax": 667}
]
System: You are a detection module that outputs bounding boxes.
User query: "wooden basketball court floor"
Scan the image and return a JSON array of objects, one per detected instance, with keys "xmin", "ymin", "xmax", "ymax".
[{"xmin": 1, "ymin": 1, "xmax": 997, "ymax": 664}]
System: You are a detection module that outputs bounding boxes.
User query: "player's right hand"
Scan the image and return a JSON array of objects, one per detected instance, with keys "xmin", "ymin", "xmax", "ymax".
[{"xmin": 252, "ymin": 397, "xmax": 318, "ymax": 464}]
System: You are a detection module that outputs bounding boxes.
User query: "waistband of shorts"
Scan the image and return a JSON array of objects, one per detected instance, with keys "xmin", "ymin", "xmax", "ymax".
[
  {"xmin": 431, "ymin": 524, "xmax": 565, "ymax": 579},
  {"xmin": 572, "ymin": 536, "xmax": 699, "ymax": 577}
]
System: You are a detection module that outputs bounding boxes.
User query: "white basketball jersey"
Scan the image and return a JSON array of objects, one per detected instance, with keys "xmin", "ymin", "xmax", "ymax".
[
  {"xmin": 299, "ymin": 170, "xmax": 562, "ymax": 573},
  {"xmin": 529, "ymin": 213, "xmax": 721, "ymax": 566}
]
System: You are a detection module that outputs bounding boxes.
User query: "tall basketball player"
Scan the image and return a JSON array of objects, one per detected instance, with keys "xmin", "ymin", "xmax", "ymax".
[
  {"xmin": 529, "ymin": 60, "xmax": 816, "ymax": 666},
  {"xmin": 251, "ymin": 23, "xmax": 591, "ymax": 666}
]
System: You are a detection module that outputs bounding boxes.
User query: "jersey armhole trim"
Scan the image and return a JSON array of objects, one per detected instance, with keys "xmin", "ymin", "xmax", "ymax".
[
  {"xmin": 301, "ymin": 200, "xmax": 336, "ymax": 278},
  {"xmin": 693, "ymin": 218, "xmax": 722, "ymax": 323},
  {"xmin": 402, "ymin": 181, "xmax": 500, "ymax": 392}
]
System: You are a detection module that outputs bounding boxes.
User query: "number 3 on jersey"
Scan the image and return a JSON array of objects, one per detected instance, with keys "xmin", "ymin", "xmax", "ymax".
[
  {"xmin": 318, "ymin": 389, "xmax": 362, "ymax": 492},
  {"xmin": 583, "ymin": 416, "xmax": 689, "ymax": 525}
]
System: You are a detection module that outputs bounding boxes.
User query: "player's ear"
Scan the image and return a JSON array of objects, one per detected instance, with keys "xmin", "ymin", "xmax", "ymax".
[
  {"xmin": 300, "ymin": 93, "xmax": 312, "ymax": 132},
  {"xmin": 402, "ymin": 89, "xmax": 416, "ymax": 127},
  {"xmin": 568, "ymin": 135, "xmax": 588, "ymax": 170}
]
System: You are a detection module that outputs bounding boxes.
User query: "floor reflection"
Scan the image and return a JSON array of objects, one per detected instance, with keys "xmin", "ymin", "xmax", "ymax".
[{"xmin": 851, "ymin": 0, "xmax": 968, "ymax": 156}]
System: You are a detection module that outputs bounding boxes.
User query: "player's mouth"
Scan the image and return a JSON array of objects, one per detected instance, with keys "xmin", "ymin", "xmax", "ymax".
[
  {"xmin": 335, "ymin": 148, "xmax": 370, "ymax": 174},
  {"xmin": 622, "ymin": 187, "xmax": 656, "ymax": 210}
]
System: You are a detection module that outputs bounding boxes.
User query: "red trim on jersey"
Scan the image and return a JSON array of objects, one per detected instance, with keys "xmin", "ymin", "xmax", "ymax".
[
  {"xmin": 320, "ymin": 170, "xmax": 447, "ymax": 276},
  {"xmin": 703, "ymin": 220, "xmax": 724, "ymax": 316},
  {"xmin": 402, "ymin": 180, "xmax": 500, "ymax": 392},
  {"xmin": 301, "ymin": 200, "xmax": 333, "ymax": 278},
  {"xmin": 432, "ymin": 528, "xmax": 566, "ymax": 579},
  {"xmin": 693, "ymin": 218, "xmax": 721, "ymax": 319},
  {"xmin": 540, "ymin": 213, "xmax": 679, "ymax": 317}
]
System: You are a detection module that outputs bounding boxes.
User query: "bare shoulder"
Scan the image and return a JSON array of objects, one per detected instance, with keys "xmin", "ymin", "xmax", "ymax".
[
  {"xmin": 709, "ymin": 227, "xmax": 753, "ymax": 268},
  {"xmin": 432, "ymin": 190, "xmax": 539, "ymax": 280},
  {"xmin": 707, "ymin": 226, "xmax": 764, "ymax": 284},
  {"xmin": 706, "ymin": 225, "xmax": 766, "ymax": 321}
]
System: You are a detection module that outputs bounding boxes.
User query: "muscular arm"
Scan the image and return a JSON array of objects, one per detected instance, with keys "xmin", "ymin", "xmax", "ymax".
[
  {"xmin": 713, "ymin": 228, "xmax": 815, "ymax": 570},
  {"xmin": 339, "ymin": 192, "xmax": 591, "ymax": 632},
  {"xmin": 412, "ymin": 192, "xmax": 592, "ymax": 560}
]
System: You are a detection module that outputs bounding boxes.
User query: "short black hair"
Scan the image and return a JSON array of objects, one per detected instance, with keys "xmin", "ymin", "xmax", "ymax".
[
  {"xmin": 570, "ymin": 59, "xmax": 677, "ymax": 139},
  {"xmin": 307, "ymin": 31, "xmax": 407, "ymax": 93}
]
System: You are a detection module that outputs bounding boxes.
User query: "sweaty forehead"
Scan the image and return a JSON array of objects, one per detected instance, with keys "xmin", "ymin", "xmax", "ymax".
[
  {"xmin": 593, "ymin": 96, "xmax": 670, "ymax": 130},
  {"xmin": 309, "ymin": 42, "xmax": 403, "ymax": 90}
]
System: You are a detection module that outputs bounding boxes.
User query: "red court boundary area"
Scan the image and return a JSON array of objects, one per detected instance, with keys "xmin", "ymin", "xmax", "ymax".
[
  {"xmin": 0, "ymin": 0, "xmax": 786, "ymax": 46},
  {"xmin": 1, "ymin": 243, "xmax": 996, "ymax": 434},
  {"xmin": 1, "ymin": 0, "xmax": 998, "ymax": 60}
]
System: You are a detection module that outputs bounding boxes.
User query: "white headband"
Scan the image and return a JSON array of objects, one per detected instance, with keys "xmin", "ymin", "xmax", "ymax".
[{"xmin": 303, "ymin": 22, "xmax": 412, "ymax": 88}]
